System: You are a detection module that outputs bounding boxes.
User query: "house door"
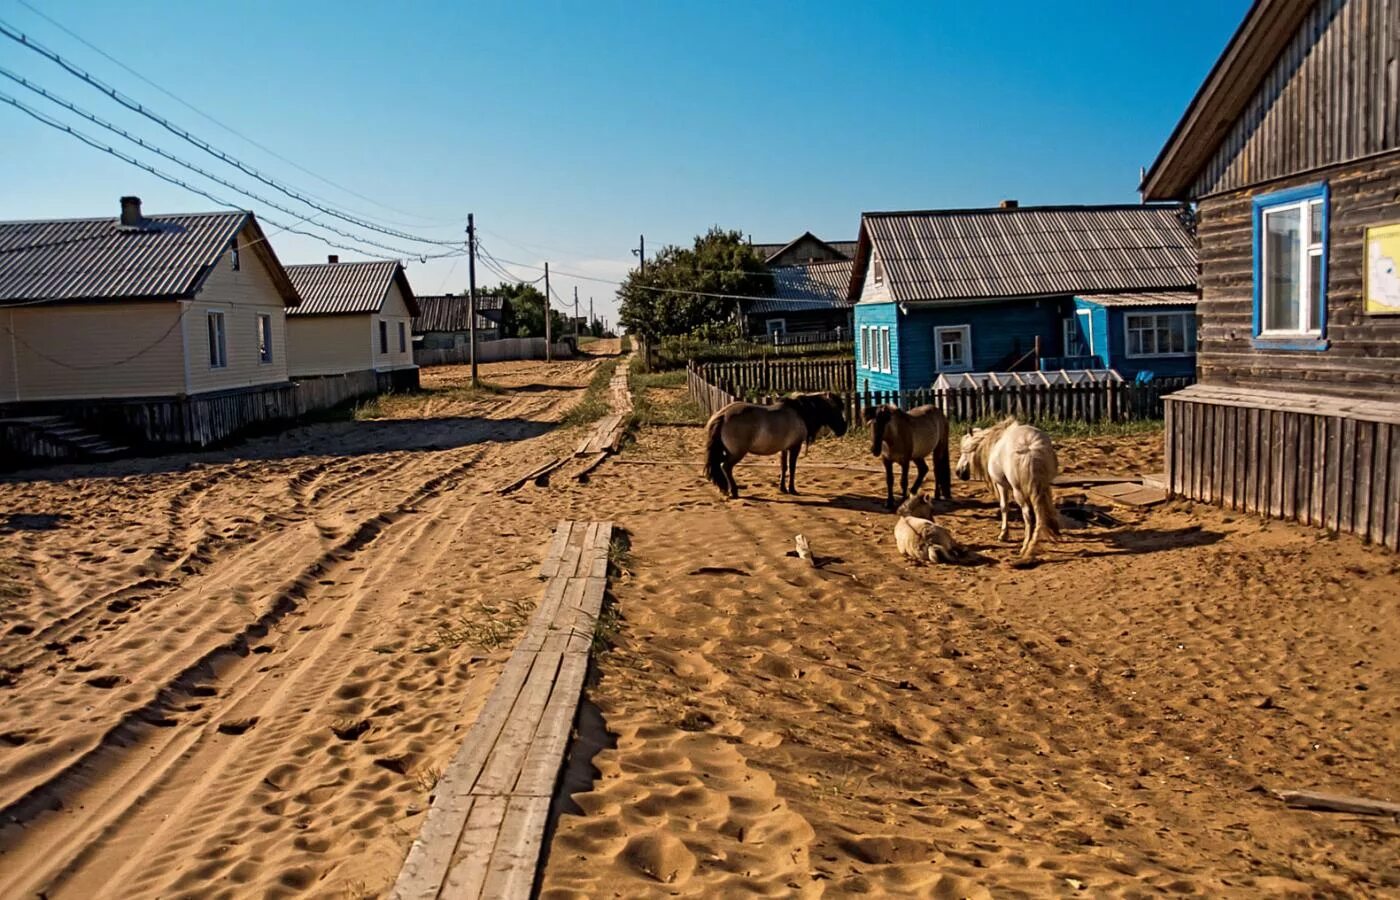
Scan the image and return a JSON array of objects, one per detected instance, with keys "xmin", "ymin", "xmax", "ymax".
[{"xmin": 1063, "ymin": 313, "xmax": 1092, "ymax": 358}]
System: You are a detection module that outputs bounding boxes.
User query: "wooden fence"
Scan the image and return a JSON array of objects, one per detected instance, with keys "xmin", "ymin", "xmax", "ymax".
[
  {"xmin": 415, "ymin": 337, "xmax": 574, "ymax": 367},
  {"xmin": 688, "ymin": 363, "xmax": 1191, "ymax": 426},
  {"xmin": 691, "ymin": 358, "xmax": 856, "ymax": 395}
]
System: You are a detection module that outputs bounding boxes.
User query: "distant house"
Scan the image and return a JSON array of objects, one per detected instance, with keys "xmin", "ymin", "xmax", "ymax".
[
  {"xmin": 734, "ymin": 233, "xmax": 858, "ymax": 340},
  {"xmin": 1141, "ymin": 0, "xmax": 1400, "ymax": 548},
  {"xmin": 847, "ymin": 203, "xmax": 1199, "ymax": 392},
  {"xmin": 743, "ymin": 259, "xmax": 854, "ymax": 340},
  {"xmin": 284, "ymin": 256, "xmax": 421, "ymax": 393},
  {"xmin": 749, "ymin": 232, "xmax": 856, "ymax": 267},
  {"xmin": 413, "ymin": 294, "xmax": 506, "ymax": 347},
  {"xmin": 0, "ymin": 197, "xmax": 302, "ymax": 449}
]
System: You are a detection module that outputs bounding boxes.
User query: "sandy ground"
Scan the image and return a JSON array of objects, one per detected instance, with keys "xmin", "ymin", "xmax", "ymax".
[
  {"xmin": 537, "ymin": 386, "xmax": 1400, "ymax": 898},
  {"xmin": 0, "ymin": 348, "xmax": 617, "ymax": 899}
]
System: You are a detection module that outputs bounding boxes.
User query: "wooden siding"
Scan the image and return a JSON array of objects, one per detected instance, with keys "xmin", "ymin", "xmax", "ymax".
[
  {"xmin": 2, "ymin": 301, "xmax": 186, "ymax": 401},
  {"xmin": 900, "ymin": 299, "xmax": 1065, "ymax": 387},
  {"xmin": 1196, "ymin": 151, "xmax": 1400, "ymax": 398},
  {"xmin": 1166, "ymin": 385, "xmax": 1400, "ymax": 550},
  {"xmin": 287, "ymin": 313, "xmax": 375, "ymax": 378},
  {"xmin": 186, "ymin": 235, "xmax": 291, "ymax": 394},
  {"xmin": 377, "ymin": 280, "xmax": 416, "ymax": 371},
  {"xmin": 1192, "ymin": 0, "xmax": 1400, "ymax": 197},
  {"xmin": 853, "ymin": 302, "xmax": 900, "ymax": 392}
]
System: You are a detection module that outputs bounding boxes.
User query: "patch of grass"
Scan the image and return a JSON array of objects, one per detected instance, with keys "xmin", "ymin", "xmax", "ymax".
[
  {"xmin": 414, "ymin": 764, "xmax": 442, "ymax": 793},
  {"xmin": 591, "ymin": 598, "xmax": 622, "ymax": 654},
  {"xmin": 628, "ymin": 368, "xmax": 703, "ymax": 428},
  {"xmin": 560, "ymin": 359, "xmax": 619, "ymax": 428},
  {"xmin": 413, "ymin": 597, "xmax": 533, "ymax": 653},
  {"xmin": 947, "ymin": 417, "xmax": 1164, "ymax": 442}
]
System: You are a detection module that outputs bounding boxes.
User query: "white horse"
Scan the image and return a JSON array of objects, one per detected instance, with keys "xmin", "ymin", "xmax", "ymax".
[
  {"xmin": 894, "ymin": 516, "xmax": 971, "ymax": 565},
  {"xmin": 955, "ymin": 418, "xmax": 1060, "ymax": 560}
]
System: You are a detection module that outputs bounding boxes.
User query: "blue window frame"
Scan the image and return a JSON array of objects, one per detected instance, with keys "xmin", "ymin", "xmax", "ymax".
[{"xmin": 1252, "ymin": 182, "xmax": 1329, "ymax": 351}]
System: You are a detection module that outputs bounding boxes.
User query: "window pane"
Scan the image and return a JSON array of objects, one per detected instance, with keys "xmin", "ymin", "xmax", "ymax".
[
  {"xmin": 1308, "ymin": 199, "xmax": 1323, "ymax": 246},
  {"xmin": 1169, "ymin": 316, "xmax": 1185, "ymax": 353},
  {"xmin": 1264, "ymin": 206, "xmax": 1302, "ymax": 331}
]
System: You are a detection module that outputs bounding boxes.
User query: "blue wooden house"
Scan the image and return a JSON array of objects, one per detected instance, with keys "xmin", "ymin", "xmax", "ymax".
[{"xmin": 848, "ymin": 203, "xmax": 1200, "ymax": 392}]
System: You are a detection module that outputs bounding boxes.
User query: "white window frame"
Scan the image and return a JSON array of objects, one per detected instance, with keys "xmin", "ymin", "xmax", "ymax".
[
  {"xmin": 1064, "ymin": 311, "xmax": 1093, "ymax": 357},
  {"xmin": 860, "ymin": 325, "xmax": 871, "ymax": 369},
  {"xmin": 207, "ymin": 311, "xmax": 227, "ymax": 369},
  {"xmin": 879, "ymin": 326, "xmax": 892, "ymax": 373},
  {"xmin": 256, "ymin": 313, "xmax": 273, "ymax": 364},
  {"xmin": 934, "ymin": 324, "xmax": 972, "ymax": 373},
  {"xmin": 378, "ymin": 319, "xmax": 389, "ymax": 354},
  {"xmin": 1256, "ymin": 187, "xmax": 1327, "ymax": 341},
  {"xmin": 1124, "ymin": 311, "xmax": 1195, "ymax": 359},
  {"xmin": 872, "ymin": 255, "xmax": 885, "ymax": 285},
  {"xmin": 765, "ymin": 318, "xmax": 787, "ymax": 337}
]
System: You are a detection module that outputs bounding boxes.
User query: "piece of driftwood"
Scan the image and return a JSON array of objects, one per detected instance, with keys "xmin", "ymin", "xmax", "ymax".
[{"xmin": 1275, "ymin": 789, "xmax": 1400, "ymax": 818}]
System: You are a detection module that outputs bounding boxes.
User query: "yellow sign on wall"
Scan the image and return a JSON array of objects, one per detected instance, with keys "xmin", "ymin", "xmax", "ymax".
[{"xmin": 1365, "ymin": 222, "xmax": 1400, "ymax": 315}]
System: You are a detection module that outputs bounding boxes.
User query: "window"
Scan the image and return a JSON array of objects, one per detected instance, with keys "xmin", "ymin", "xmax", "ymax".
[
  {"xmin": 398, "ymin": 321, "xmax": 407, "ymax": 352},
  {"xmin": 207, "ymin": 312, "xmax": 227, "ymax": 368},
  {"xmin": 1254, "ymin": 183, "xmax": 1328, "ymax": 347},
  {"xmin": 1124, "ymin": 311, "xmax": 1195, "ymax": 358},
  {"xmin": 873, "ymin": 256, "xmax": 885, "ymax": 285},
  {"xmin": 860, "ymin": 326, "xmax": 871, "ymax": 369},
  {"xmin": 379, "ymin": 320, "xmax": 389, "ymax": 354},
  {"xmin": 1064, "ymin": 315, "xmax": 1090, "ymax": 357},
  {"xmin": 879, "ymin": 326, "xmax": 892, "ymax": 373},
  {"xmin": 765, "ymin": 318, "xmax": 786, "ymax": 337},
  {"xmin": 256, "ymin": 314, "xmax": 273, "ymax": 363},
  {"xmin": 934, "ymin": 325, "xmax": 972, "ymax": 372},
  {"xmin": 230, "ymin": 244, "xmax": 240, "ymax": 271}
]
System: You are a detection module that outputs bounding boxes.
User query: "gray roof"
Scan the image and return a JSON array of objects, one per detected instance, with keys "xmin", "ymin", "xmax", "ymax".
[
  {"xmin": 284, "ymin": 260, "xmax": 418, "ymax": 317},
  {"xmin": 748, "ymin": 260, "xmax": 854, "ymax": 315},
  {"xmin": 853, "ymin": 204, "xmax": 1198, "ymax": 304},
  {"xmin": 1081, "ymin": 290, "xmax": 1198, "ymax": 308},
  {"xmin": 750, "ymin": 233, "xmax": 856, "ymax": 264},
  {"xmin": 413, "ymin": 293, "xmax": 504, "ymax": 333},
  {"xmin": 0, "ymin": 210, "xmax": 297, "ymax": 305}
]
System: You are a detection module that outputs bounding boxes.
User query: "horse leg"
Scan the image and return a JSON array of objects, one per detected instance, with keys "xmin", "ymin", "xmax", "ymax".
[
  {"xmin": 910, "ymin": 457, "xmax": 929, "ymax": 496},
  {"xmin": 1016, "ymin": 491, "xmax": 1036, "ymax": 558},
  {"xmin": 883, "ymin": 458, "xmax": 896, "ymax": 509},
  {"xmin": 995, "ymin": 483, "xmax": 1011, "ymax": 542},
  {"xmin": 778, "ymin": 451, "xmax": 789, "ymax": 494},
  {"xmin": 787, "ymin": 447, "xmax": 800, "ymax": 494},
  {"xmin": 725, "ymin": 450, "xmax": 744, "ymax": 499},
  {"xmin": 900, "ymin": 461, "xmax": 911, "ymax": 500}
]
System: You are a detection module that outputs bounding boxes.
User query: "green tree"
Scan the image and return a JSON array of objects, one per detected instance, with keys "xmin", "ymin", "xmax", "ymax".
[
  {"xmin": 617, "ymin": 227, "xmax": 772, "ymax": 340},
  {"xmin": 481, "ymin": 282, "xmax": 567, "ymax": 338}
]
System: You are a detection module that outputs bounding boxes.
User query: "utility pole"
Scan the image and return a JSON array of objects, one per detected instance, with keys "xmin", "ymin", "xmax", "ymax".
[
  {"xmin": 589, "ymin": 296, "xmax": 594, "ymax": 335},
  {"xmin": 544, "ymin": 262, "xmax": 552, "ymax": 362},
  {"xmin": 467, "ymin": 213, "xmax": 478, "ymax": 386},
  {"xmin": 573, "ymin": 286, "xmax": 580, "ymax": 337},
  {"xmin": 632, "ymin": 234, "xmax": 645, "ymax": 273}
]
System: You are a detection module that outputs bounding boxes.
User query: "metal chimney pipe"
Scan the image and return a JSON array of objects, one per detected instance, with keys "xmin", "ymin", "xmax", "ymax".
[{"xmin": 120, "ymin": 196, "xmax": 142, "ymax": 227}]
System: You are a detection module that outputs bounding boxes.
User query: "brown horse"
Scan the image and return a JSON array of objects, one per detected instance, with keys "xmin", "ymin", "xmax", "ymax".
[
  {"xmin": 865, "ymin": 404, "xmax": 952, "ymax": 509},
  {"xmin": 704, "ymin": 392, "xmax": 848, "ymax": 498}
]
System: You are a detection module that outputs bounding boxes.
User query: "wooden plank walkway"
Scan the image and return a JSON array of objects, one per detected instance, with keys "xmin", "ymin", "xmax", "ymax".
[
  {"xmin": 576, "ymin": 362, "xmax": 633, "ymax": 456},
  {"xmin": 392, "ymin": 520, "xmax": 613, "ymax": 900}
]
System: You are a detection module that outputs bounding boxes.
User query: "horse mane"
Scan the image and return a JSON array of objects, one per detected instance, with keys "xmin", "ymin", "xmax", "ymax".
[
  {"xmin": 967, "ymin": 417, "xmax": 1018, "ymax": 481},
  {"xmin": 783, "ymin": 392, "xmax": 842, "ymax": 446}
]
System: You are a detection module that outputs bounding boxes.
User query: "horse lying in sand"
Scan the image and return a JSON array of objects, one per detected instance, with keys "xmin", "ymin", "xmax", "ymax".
[
  {"xmin": 894, "ymin": 515, "xmax": 973, "ymax": 565},
  {"xmin": 955, "ymin": 417, "xmax": 1060, "ymax": 560},
  {"xmin": 865, "ymin": 404, "xmax": 953, "ymax": 509},
  {"xmin": 703, "ymin": 392, "xmax": 848, "ymax": 498}
]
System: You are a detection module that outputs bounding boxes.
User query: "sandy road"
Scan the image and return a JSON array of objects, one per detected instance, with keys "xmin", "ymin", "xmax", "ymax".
[{"xmin": 0, "ymin": 354, "xmax": 609, "ymax": 898}]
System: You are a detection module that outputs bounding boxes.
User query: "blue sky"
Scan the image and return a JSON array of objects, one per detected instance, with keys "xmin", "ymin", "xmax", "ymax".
[{"xmin": 0, "ymin": 0, "xmax": 1249, "ymax": 326}]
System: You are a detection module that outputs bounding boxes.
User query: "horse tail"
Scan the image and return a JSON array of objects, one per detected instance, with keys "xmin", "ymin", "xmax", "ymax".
[
  {"xmin": 933, "ymin": 432, "xmax": 953, "ymax": 500},
  {"xmin": 702, "ymin": 413, "xmax": 730, "ymax": 494},
  {"xmin": 1031, "ymin": 476, "xmax": 1061, "ymax": 541}
]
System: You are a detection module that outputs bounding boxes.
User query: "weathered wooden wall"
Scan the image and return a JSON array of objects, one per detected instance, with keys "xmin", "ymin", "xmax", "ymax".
[
  {"xmin": 1196, "ymin": 151, "xmax": 1400, "ymax": 399},
  {"xmin": 414, "ymin": 337, "xmax": 573, "ymax": 367},
  {"xmin": 1166, "ymin": 385, "xmax": 1399, "ymax": 550},
  {"xmin": 1192, "ymin": 0, "xmax": 1399, "ymax": 198}
]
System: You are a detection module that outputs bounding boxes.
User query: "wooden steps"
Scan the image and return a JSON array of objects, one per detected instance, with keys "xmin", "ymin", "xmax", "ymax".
[
  {"xmin": 392, "ymin": 520, "xmax": 613, "ymax": 900},
  {"xmin": 0, "ymin": 416, "xmax": 129, "ymax": 461}
]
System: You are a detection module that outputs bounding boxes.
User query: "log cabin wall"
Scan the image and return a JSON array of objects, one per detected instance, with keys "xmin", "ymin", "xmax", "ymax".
[{"xmin": 1196, "ymin": 151, "xmax": 1400, "ymax": 400}]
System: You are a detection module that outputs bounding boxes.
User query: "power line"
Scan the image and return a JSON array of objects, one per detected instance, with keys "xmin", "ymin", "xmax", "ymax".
[
  {"xmin": 0, "ymin": 67, "xmax": 460, "ymax": 261},
  {"xmin": 481, "ymin": 252, "xmax": 785, "ymax": 303},
  {"xmin": 11, "ymin": 0, "xmax": 457, "ymax": 229},
  {"xmin": 0, "ymin": 89, "xmax": 463, "ymax": 263},
  {"xmin": 0, "ymin": 19, "xmax": 461, "ymax": 249}
]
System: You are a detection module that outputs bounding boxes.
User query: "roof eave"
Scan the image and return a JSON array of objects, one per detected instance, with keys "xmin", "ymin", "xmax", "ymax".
[{"xmin": 1140, "ymin": 0, "xmax": 1314, "ymax": 200}]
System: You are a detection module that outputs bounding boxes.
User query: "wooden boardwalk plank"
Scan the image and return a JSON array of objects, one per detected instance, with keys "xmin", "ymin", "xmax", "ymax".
[{"xmin": 393, "ymin": 519, "xmax": 613, "ymax": 900}]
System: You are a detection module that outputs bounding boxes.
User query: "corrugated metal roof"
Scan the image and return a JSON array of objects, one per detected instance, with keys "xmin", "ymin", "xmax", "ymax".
[
  {"xmin": 857, "ymin": 204, "xmax": 1198, "ymax": 304},
  {"xmin": 748, "ymin": 260, "xmax": 854, "ymax": 314},
  {"xmin": 413, "ymin": 294, "xmax": 504, "ymax": 333},
  {"xmin": 1081, "ymin": 290, "xmax": 1198, "ymax": 308},
  {"xmin": 0, "ymin": 210, "xmax": 255, "ymax": 303},
  {"xmin": 284, "ymin": 260, "xmax": 407, "ymax": 316},
  {"xmin": 750, "ymin": 233, "xmax": 856, "ymax": 264}
]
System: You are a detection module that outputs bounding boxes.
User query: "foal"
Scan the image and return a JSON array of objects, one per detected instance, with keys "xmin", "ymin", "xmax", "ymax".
[{"xmin": 866, "ymin": 404, "xmax": 953, "ymax": 509}]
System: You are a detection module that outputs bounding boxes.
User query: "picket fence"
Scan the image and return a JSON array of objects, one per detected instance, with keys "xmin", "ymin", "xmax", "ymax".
[{"xmin": 687, "ymin": 362, "xmax": 1191, "ymax": 426}]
